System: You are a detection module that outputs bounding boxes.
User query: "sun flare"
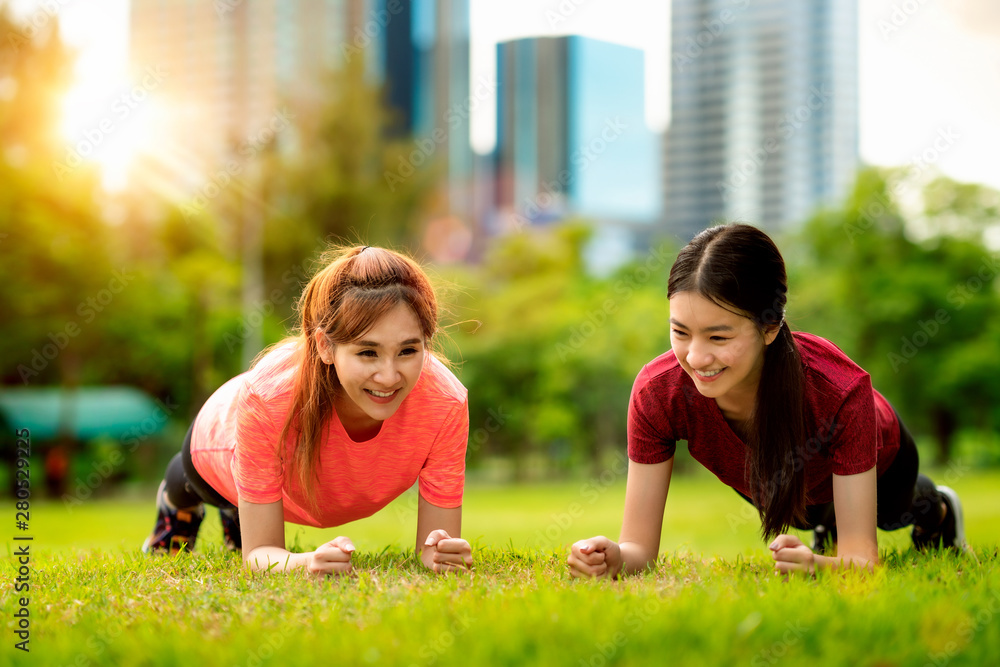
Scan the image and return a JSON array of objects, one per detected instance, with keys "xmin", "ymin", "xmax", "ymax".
[{"xmin": 58, "ymin": 69, "xmax": 169, "ymax": 192}]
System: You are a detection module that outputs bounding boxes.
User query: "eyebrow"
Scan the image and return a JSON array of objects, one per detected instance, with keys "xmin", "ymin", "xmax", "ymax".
[
  {"xmin": 669, "ymin": 318, "xmax": 736, "ymax": 333},
  {"xmin": 356, "ymin": 338, "xmax": 423, "ymax": 348}
]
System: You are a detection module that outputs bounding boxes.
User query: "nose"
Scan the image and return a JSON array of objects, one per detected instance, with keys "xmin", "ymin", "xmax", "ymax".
[
  {"xmin": 685, "ymin": 339, "xmax": 715, "ymax": 370},
  {"xmin": 372, "ymin": 356, "xmax": 402, "ymax": 387}
]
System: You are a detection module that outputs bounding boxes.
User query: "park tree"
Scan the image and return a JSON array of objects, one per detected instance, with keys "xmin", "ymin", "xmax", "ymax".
[
  {"xmin": 0, "ymin": 8, "xmax": 111, "ymax": 391},
  {"xmin": 0, "ymin": 7, "xmax": 243, "ymax": 422},
  {"xmin": 788, "ymin": 167, "xmax": 1000, "ymax": 463},
  {"xmin": 449, "ymin": 223, "xmax": 674, "ymax": 477},
  {"xmin": 264, "ymin": 53, "xmax": 441, "ymax": 266}
]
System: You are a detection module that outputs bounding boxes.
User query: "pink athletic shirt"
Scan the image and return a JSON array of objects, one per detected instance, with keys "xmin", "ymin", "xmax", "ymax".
[
  {"xmin": 627, "ymin": 332, "xmax": 901, "ymax": 505},
  {"xmin": 190, "ymin": 341, "xmax": 468, "ymax": 527}
]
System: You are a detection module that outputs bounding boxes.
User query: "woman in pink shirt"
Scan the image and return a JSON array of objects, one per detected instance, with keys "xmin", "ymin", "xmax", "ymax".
[
  {"xmin": 568, "ymin": 223, "xmax": 968, "ymax": 578},
  {"xmin": 143, "ymin": 245, "xmax": 473, "ymax": 576}
]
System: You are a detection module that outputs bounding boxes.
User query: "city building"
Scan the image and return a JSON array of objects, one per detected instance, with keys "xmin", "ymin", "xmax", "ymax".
[
  {"xmin": 494, "ymin": 36, "xmax": 660, "ymax": 271},
  {"xmin": 128, "ymin": 0, "xmax": 366, "ymax": 190},
  {"xmin": 374, "ymin": 0, "xmax": 476, "ymax": 227},
  {"xmin": 664, "ymin": 0, "xmax": 859, "ymax": 240}
]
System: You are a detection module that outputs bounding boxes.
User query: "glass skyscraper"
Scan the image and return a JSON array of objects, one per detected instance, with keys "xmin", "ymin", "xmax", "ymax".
[
  {"xmin": 665, "ymin": 0, "xmax": 859, "ymax": 240},
  {"xmin": 495, "ymin": 36, "xmax": 660, "ymax": 232},
  {"xmin": 376, "ymin": 0, "xmax": 474, "ymax": 223}
]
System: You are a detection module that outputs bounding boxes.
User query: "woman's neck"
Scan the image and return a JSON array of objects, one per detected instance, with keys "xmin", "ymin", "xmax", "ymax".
[
  {"xmin": 334, "ymin": 391, "xmax": 383, "ymax": 442},
  {"xmin": 715, "ymin": 392, "xmax": 754, "ymax": 424}
]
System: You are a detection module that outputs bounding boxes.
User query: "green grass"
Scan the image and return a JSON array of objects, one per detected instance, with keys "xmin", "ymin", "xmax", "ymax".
[{"xmin": 6, "ymin": 469, "xmax": 1000, "ymax": 666}]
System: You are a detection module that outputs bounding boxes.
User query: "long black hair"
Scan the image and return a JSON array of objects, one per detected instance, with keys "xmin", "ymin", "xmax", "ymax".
[{"xmin": 668, "ymin": 223, "xmax": 806, "ymax": 538}]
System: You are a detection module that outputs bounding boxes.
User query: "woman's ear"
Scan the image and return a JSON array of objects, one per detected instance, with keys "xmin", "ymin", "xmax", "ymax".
[
  {"xmin": 763, "ymin": 323, "xmax": 782, "ymax": 346},
  {"xmin": 314, "ymin": 328, "xmax": 334, "ymax": 364}
]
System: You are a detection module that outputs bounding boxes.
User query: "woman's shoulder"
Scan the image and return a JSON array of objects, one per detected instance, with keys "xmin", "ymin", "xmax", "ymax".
[
  {"xmin": 412, "ymin": 354, "xmax": 468, "ymax": 408},
  {"xmin": 632, "ymin": 349, "xmax": 691, "ymax": 400},
  {"xmin": 635, "ymin": 348, "xmax": 683, "ymax": 384},
  {"xmin": 242, "ymin": 339, "xmax": 302, "ymax": 401},
  {"xmin": 792, "ymin": 331, "xmax": 869, "ymax": 389}
]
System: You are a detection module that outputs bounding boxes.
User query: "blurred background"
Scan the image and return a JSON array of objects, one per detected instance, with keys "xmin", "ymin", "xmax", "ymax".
[{"xmin": 1, "ymin": 0, "xmax": 999, "ymax": 510}]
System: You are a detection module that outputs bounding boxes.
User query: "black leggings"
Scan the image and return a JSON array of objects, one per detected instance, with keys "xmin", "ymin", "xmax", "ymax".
[
  {"xmin": 163, "ymin": 422, "xmax": 235, "ymax": 510},
  {"xmin": 738, "ymin": 412, "xmax": 943, "ymax": 534}
]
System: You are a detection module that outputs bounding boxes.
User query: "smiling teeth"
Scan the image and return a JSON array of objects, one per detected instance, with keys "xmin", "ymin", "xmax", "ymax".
[
  {"xmin": 368, "ymin": 389, "xmax": 396, "ymax": 398},
  {"xmin": 695, "ymin": 369, "xmax": 723, "ymax": 377}
]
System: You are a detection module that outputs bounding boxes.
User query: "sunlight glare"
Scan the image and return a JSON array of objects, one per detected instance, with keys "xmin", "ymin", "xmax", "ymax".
[{"xmin": 59, "ymin": 71, "xmax": 167, "ymax": 191}]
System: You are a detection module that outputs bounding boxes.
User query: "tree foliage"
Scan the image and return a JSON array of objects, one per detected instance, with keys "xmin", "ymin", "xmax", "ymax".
[
  {"xmin": 787, "ymin": 167, "xmax": 1000, "ymax": 463},
  {"xmin": 446, "ymin": 223, "xmax": 676, "ymax": 477}
]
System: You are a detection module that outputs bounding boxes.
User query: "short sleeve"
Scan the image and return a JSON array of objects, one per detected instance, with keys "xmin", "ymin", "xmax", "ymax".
[
  {"xmin": 627, "ymin": 366, "xmax": 677, "ymax": 464},
  {"xmin": 232, "ymin": 383, "xmax": 284, "ymax": 503},
  {"xmin": 827, "ymin": 375, "xmax": 878, "ymax": 476},
  {"xmin": 418, "ymin": 400, "xmax": 469, "ymax": 508}
]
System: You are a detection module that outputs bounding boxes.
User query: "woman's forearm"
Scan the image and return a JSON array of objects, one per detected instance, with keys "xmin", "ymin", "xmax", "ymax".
[
  {"xmin": 618, "ymin": 541, "xmax": 658, "ymax": 577},
  {"xmin": 813, "ymin": 552, "xmax": 877, "ymax": 573},
  {"xmin": 243, "ymin": 546, "xmax": 311, "ymax": 572}
]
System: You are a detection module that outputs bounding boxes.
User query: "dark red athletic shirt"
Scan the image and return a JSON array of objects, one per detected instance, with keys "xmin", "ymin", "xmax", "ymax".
[{"xmin": 627, "ymin": 332, "xmax": 901, "ymax": 505}]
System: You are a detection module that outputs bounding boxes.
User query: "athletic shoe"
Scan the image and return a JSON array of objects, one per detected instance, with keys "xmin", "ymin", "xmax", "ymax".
[
  {"xmin": 219, "ymin": 506, "xmax": 242, "ymax": 551},
  {"xmin": 141, "ymin": 481, "xmax": 205, "ymax": 554},
  {"xmin": 811, "ymin": 524, "xmax": 837, "ymax": 554},
  {"xmin": 912, "ymin": 485, "xmax": 969, "ymax": 552}
]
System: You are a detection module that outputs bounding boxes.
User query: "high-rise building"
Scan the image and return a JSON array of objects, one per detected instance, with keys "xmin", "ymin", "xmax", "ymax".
[
  {"xmin": 494, "ymin": 35, "xmax": 659, "ymax": 265},
  {"xmin": 128, "ymin": 0, "xmax": 365, "ymax": 188},
  {"xmin": 664, "ymin": 0, "xmax": 858, "ymax": 240},
  {"xmin": 375, "ymin": 0, "xmax": 475, "ymax": 226}
]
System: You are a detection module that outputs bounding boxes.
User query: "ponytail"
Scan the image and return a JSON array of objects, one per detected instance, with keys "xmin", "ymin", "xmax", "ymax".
[{"xmin": 746, "ymin": 321, "xmax": 806, "ymax": 539}]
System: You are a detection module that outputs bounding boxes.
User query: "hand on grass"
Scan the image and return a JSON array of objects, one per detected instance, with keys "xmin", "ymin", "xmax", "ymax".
[
  {"xmin": 769, "ymin": 534, "xmax": 814, "ymax": 575},
  {"xmin": 568, "ymin": 536, "xmax": 622, "ymax": 579},
  {"xmin": 422, "ymin": 529, "xmax": 473, "ymax": 574},
  {"xmin": 308, "ymin": 536, "xmax": 355, "ymax": 576}
]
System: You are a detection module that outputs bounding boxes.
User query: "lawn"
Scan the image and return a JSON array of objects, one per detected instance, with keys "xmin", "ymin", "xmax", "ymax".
[{"xmin": 5, "ymin": 468, "xmax": 1000, "ymax": 666}]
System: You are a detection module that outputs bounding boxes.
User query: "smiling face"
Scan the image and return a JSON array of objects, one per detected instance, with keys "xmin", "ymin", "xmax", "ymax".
[
  {"xmin": 668, "ymin": 291, "xmax": 779, "ymax": 418},
  {"xmin": 315, "ymin": 301, "xmax": 426, "ymax": 434}
]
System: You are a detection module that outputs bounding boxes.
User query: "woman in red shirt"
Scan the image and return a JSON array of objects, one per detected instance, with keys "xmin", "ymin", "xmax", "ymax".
[
  {"xmin": 568, "ymin": 223, "xmax": 968, "ymax": 578},
  {"xmin": 143, "ymin": 245, "xmax": 473, "ymax": 576}
]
